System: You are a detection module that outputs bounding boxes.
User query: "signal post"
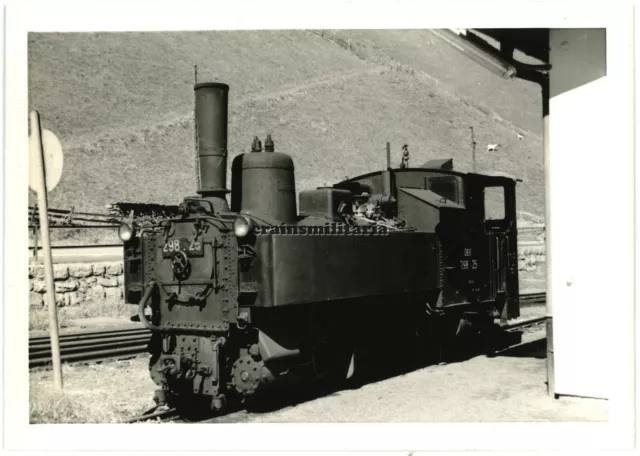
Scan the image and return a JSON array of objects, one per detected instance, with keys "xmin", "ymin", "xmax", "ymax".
[{"xmin": 29, "ymin": 110, "xmax": 64, "ymax": 390}]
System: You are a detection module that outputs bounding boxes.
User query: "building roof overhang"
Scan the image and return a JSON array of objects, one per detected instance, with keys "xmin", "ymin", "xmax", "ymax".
[{"xmin": 433, "ymin": 28, "xmax": 550, "ymax": 85}]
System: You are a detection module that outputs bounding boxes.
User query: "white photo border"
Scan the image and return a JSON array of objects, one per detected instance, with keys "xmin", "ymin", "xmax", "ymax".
[{"xmin": 3, "ymin": 0, "xmax": 636, "ymax": 452}]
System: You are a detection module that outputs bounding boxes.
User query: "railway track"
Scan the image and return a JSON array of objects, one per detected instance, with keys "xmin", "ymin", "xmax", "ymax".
[
  {"xmin": 518, "ymin": 291, "xmax": 546, "ymax": 307},
  {"xmin": 29, "ymin": 326, "xmax": 150, "ymax": 369},
  {"xmin": 29, "ymin": 292, "xmax": 546, "ymax": 369}
]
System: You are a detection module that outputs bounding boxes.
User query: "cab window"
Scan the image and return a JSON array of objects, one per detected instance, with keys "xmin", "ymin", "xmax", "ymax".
[
  {"xmin": 427, "ymin": 176, "xmax": 460, "ymax": 203},
  {"xmin": 484, "ymin": 186, "xmax": 505, "ymax": 221}
]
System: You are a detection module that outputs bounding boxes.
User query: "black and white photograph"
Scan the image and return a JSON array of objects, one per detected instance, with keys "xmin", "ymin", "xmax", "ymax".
[{"xmin": 3, "ymin": 0, "xmax": 637, "ymax": 452}]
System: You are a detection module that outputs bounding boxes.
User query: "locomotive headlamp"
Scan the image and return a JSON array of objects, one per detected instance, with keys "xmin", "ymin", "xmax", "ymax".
[
  {"xmin": 118, "ymin": 222, "xmax": 135, "ymax": 242},
  {"xmin": 233, "ymin": 215, "xmax": 253, "ymax": 238}
]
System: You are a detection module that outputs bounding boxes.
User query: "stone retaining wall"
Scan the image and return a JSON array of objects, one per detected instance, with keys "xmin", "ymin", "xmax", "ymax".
[
  {"xmin": 517, "ymin": 223, "xmax": 546, "ymax": 286},
  {"xmin": 518, "ymin": 244, "xmax": 546, "ymax": 275},
  {"xmin": 29, "ymin": 262, "xmax": 124, "ymax": 309}
]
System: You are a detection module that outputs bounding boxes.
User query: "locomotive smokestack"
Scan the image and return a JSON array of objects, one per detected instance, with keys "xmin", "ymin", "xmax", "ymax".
[{"xmin": 194, "ymin": 82, "xmax": 230, "ymax": 210}]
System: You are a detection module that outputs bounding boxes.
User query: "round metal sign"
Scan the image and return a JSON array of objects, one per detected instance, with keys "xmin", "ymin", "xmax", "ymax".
[{"xmin": 29, "ymin": 128, "xmax": 64, "ymax": 193}]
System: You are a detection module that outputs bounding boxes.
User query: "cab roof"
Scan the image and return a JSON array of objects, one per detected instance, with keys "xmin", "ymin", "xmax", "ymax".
[{"xmin": 336, "ymin": 157, "xmax": 521, "ymax": 186}]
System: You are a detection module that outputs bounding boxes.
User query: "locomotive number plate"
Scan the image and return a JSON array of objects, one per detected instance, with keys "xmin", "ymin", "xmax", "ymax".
[
  {"xmin": 459, "ymin": 259, "xmax": 479, "ymax": 271},
  {"xmin": 162, "ymin": 238, "xmax": 204, "ymax": 258}
]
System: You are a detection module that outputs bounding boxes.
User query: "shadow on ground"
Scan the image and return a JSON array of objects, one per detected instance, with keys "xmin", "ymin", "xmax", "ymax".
[
  {"xmin": 176, "ymin": 330, "xmax": 547, "ymax": 423},
  {"xmin": 491, "ymin": 336, "xmax": 546, "ymax": 359}
]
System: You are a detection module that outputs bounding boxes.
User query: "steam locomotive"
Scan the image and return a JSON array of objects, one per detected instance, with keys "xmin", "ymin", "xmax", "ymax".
[{"xmin": 120, "ymin": 82, "xmax": 520, "ymax": 412}]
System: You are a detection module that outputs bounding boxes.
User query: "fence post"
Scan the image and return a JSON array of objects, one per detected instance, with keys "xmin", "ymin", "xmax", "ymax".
[{"xmin": 33, "ymin": 226, "xmax": 38, "ymax": 259}]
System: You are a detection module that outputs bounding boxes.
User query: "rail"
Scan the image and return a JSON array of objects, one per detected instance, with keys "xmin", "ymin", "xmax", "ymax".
[
  {"xmin": 126, "ymin": 407, "xmax": 178, "ymax": 423},
  {"xmin": 518, "ymin": 292, "xmax": 546, "ymax": 307},
  {"xmin": 502, "ymin": 315, "xmax": 546, "ymax": 331}
]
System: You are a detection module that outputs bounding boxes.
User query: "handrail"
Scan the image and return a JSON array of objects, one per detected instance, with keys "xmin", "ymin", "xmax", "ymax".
[{"xmin": 137, "ymin": 281, "xmax": 164, "ymax": 332}]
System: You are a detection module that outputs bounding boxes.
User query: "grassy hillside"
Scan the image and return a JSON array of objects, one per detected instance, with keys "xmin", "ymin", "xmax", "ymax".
[
  {"xmin": 330, "ymin": 30, "xmax": 542, "ymax": 135},
  {"xmin": 28, "ymin": 30, "xmax": 544, "ymax": 217}
]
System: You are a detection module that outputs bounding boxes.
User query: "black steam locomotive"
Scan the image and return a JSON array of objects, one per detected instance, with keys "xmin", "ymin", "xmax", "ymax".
[{"xmin": 120, "ymin": 82, "xmax": 520, "ymax": 412}]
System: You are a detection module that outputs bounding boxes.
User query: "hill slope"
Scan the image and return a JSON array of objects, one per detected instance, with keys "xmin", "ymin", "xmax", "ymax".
[{"xmin": 28, "ymin": 30, "xmax": 544, "ymax": 216}]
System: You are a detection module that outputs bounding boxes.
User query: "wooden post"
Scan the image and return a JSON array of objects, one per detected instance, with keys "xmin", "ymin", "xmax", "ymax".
[
  {"xmin": 542, "ymin": 74, "xmax": 554, "ymax": 398},
  {"xmin": 31, "ymin": 111, "xmax": 63, "ymax": 390},
  {"xmin": 470, "ymin": 126, "xmax": 477, "ymax": 172}
]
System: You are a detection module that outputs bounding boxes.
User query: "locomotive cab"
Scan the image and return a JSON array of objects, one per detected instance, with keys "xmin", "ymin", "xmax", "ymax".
[{"xmin": 335, "ymin": 161, "xmax": 521, "ymax": 320}]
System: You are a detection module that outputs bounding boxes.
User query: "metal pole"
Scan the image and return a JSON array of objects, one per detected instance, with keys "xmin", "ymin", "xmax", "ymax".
[
  {"xmin": 470, "ymin": 126, "xmax": 477, "ymax": 172},
  {"xmin": 382, "ymin": 142, "xmax": 392, "ymax": 196},
  {"xmin": 31, "ymin": 110, "xmax": 63, "ymax": 390},
  {"xmin": 386, "ymin": 142, "xmax": 391, "ymax": 170},
  {"xmin": 542, "ymin": 74, "xmax": 554, "ymax": 398},
  {"xmin": 194, "ymin": 64, "xmax": 200, "ymax": 191}
]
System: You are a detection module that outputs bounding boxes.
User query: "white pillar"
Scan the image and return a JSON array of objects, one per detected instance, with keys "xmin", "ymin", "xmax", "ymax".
[{"xmin": 548, "ymin": 28, "xmax": 617, "ymax": 400}]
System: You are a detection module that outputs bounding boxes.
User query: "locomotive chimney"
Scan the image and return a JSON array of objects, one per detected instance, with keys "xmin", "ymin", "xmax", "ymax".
[{"xmin": 194, "ymin": 82, "xmax": 230, "ymax": 211}]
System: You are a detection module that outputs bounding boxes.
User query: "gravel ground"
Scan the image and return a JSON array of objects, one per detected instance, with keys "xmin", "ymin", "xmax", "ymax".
[
  {"xmin": 30, "ymin": 323, "xmax": 607, "ymax": 424},
  {"xmin": 30, "ymin": 358, "xmax": 156, "ymax": 423},
  {"xmin": 221, "ymin": 332, "xmax": 608, "ymax": 423}
]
